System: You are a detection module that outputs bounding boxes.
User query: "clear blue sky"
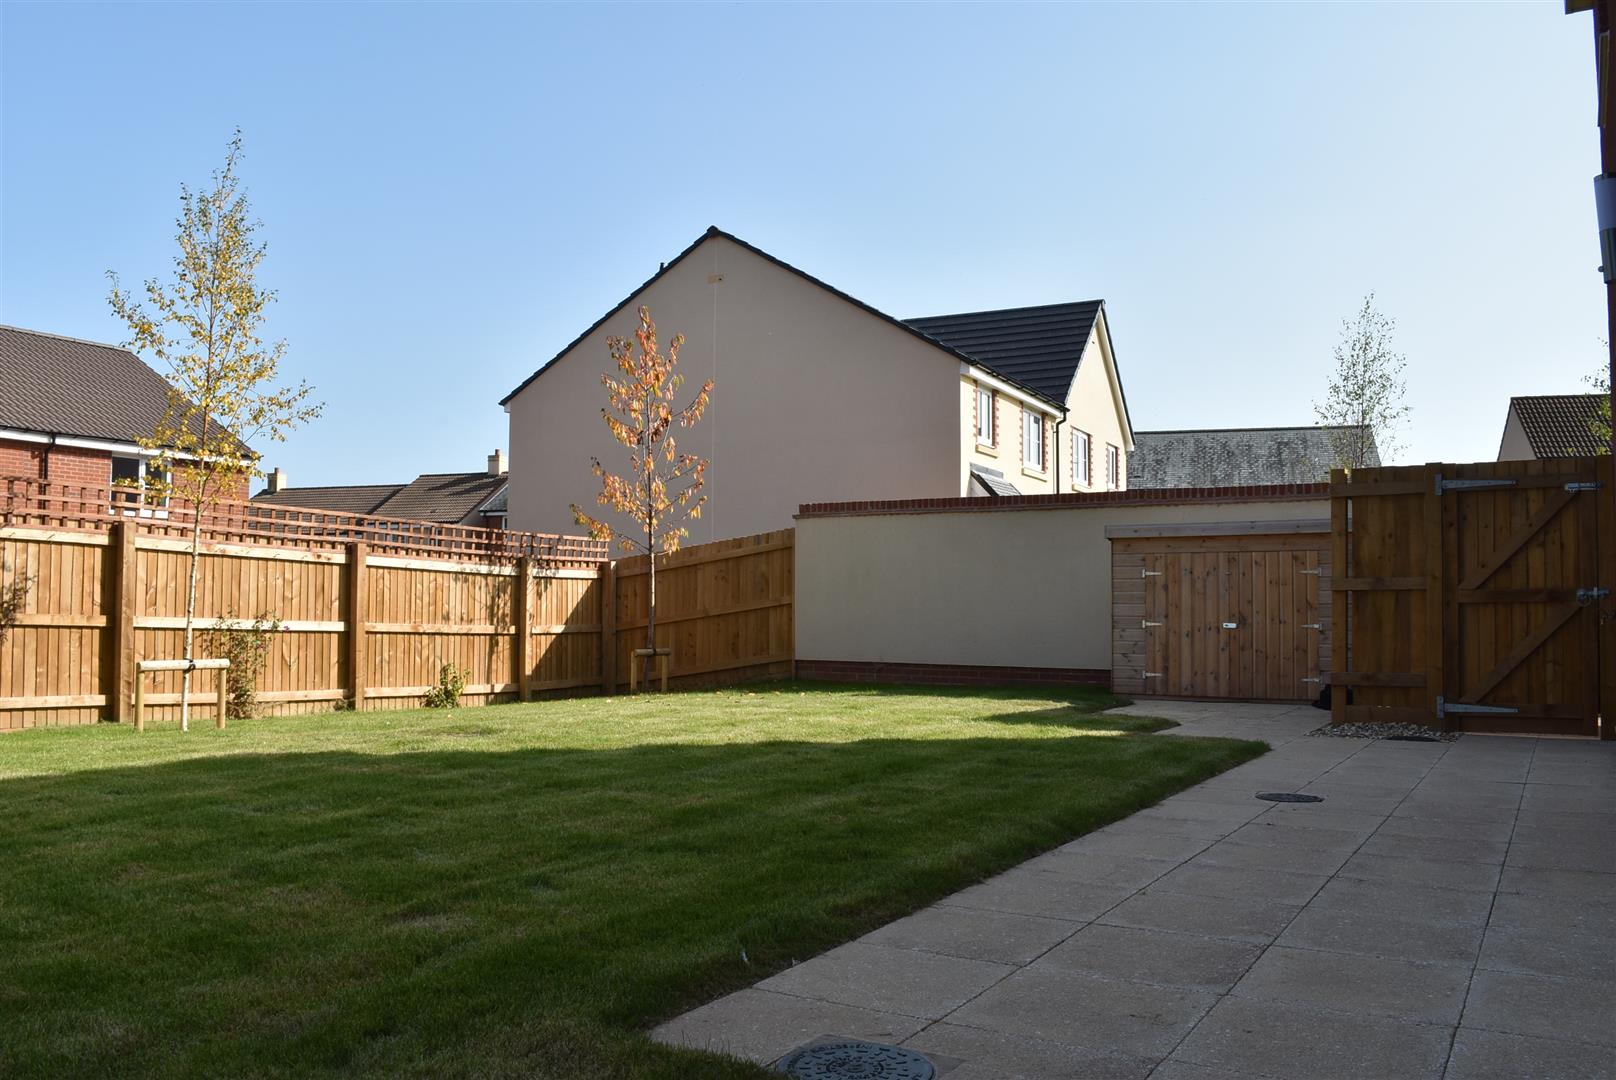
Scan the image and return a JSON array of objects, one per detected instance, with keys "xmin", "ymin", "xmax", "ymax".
[{"xmin": 0, "ymin": 2, "xmax": 1602, "ymax": 485}]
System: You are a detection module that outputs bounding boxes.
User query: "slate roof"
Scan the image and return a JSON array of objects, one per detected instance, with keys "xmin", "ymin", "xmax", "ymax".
[
  {"xmin": 904, "ymin": 302, "xmax": 1104, "ymax": 404},
  {"xmin": 1509, "ymin": 394, "xmax": 1608, "ymax": 457},
  {"xmin": 251, "ymin": 484, "xmax": 403, "ymax": 516},
  {"xmin": 968, "ymin": 463, "xmax": 1020, "ymax": 497},
  {"xmin": 1128, "ymin": 426, "xmax": 1378, "ymax": 489},
  {"xmin": 253, "ymin": 472, "xmax": 508, "ymax": 524},
  {"xmin": 0, "ymin": 323, "xmax": 249, "ymax": 452},
  {"xmin": 500, "ymin": 227, "xmax": 1066, "ymax": 410}
]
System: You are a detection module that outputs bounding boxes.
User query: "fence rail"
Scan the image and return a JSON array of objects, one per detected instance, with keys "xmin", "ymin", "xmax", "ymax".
[{"xmin": 0, "ymin": 478, "xmax": 794, "ymax": 731}]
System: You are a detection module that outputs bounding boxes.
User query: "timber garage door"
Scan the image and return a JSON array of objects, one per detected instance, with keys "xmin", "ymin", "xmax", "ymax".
[{"xmin": 1111, "ymin": 525, "xmax": 1332, "ymax": 700}]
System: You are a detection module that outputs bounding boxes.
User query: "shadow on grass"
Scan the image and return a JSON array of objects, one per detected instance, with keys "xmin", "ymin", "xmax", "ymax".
[{"xmin": 0, "ymin": 731, "xmax": 1260, "ymax": 1080}]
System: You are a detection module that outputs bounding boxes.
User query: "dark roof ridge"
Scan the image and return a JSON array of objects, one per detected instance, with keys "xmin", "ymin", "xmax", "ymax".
[
  {"xmin": 905, "ymin": 299, "xmax": 1103, "ymax": 322},
  {"xmin": 0, "ymin": 323, "xmax": 133, "ymax": 353},
  {"xmin": 1136, "ymin": 424, "xmax": 1371, "ymax": 435},
  {"xmin": 498, "ymin": 226, "xmax": 1066, "ymax": 410}
]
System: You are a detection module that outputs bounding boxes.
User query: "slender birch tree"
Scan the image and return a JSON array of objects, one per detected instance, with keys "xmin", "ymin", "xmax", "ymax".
[
  {"xmin": 572, "ymin": 307, "xmax": 713, "ymax": 672},
  {"xmin": 108, "ymin": 133, "xmax": 322, "ymax": 729},
  {"xmin": 1315, "ymin": 293, "xmax": 1410, "ymax": 470}
]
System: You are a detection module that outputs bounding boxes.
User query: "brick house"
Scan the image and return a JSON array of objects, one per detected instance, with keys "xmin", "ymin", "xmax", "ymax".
[
  {"xmin": 0, "ymin": 324, "xmax": 253, "ymax": 499},
  {"xmin": 251, "ymin": 451, "xmax": 510, "ymax": 529}
]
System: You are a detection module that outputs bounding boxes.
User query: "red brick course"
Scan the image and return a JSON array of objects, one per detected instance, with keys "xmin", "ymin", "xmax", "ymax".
[
  {"xmin": 0, "ymin": 439, "xmax": 112, "ymax": 485},
  {"xmin": 797, "ymin": 659, "xmax": 1111, "ymax": 690},
  {"xmin": 797, "ymin": 482, "xmax": 1330, "ymax": 519}
]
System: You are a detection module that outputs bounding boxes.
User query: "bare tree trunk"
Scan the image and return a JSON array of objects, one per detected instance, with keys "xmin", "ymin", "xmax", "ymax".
[{"xmin": 180, "ymin": 508, "xmax": 202, "ymax": 732}]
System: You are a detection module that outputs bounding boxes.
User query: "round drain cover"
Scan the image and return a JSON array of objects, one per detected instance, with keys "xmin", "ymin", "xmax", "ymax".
[
  {"xmin": 776, "ymin": 1040, "xmax": 936, "ymax": 1079},
  {"xmin": 1255, "ymin": 792, "xmax": 1324, "ymax": 803}
]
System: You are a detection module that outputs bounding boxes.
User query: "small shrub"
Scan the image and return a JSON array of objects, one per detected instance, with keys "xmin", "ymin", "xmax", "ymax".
[
  {"xmin": 422, "ymin": 664, "xmax": 468, "ymax": 709},
  {"xmin": 0, "ymin": 561, "xmax": 32, "ymax": 646},
  {"xmin": 201, "ymin": 612, "xmax": 282, "ymax": 720}
]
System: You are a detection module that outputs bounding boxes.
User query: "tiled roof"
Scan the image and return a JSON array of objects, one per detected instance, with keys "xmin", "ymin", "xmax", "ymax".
[
  {"xmin": 253, "ymin": 473, "xmax": 508, "ymax": 524},
  {"xmin": 968, "ymin": 463, "xmax": 1020, "ymax": 497},
  {"xmin": 372, "ymin": 473, "xmax": 507, "ymax": 523},
  {"xmin": 0, "ymin": 323, "xmax": 249, "ymax": 452},
  {"xmin": 1509, "ymin": 394, "xmax": 1608, "ymax": 457},
  {"xmin": 904, "ymin": 302, "xmax": 1104, "ymax": 404},
  {"xmin": 251, "ymin": 484, "xmax": 403, "ymax": 515},
  {"xmin": 1128, "ymin": 426, "xmax": 1379, "ymax": 489}
]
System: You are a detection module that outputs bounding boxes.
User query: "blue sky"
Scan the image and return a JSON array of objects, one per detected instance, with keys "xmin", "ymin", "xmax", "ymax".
[{"xmin": 0, "ymin": 2, "xmax": 1602, "ymax": 484}]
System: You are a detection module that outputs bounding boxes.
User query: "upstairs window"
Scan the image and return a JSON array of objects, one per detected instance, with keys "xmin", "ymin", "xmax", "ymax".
[
  {"xmin": 1073, "ymin": 430, "xmax": 1092, "ymax": 486},
  {"xmin": 1106, "ymin": 444, "xmax": 1121, "ymax": 489},
  {"xmin": 1023, "ymin": 409, "xmax": 1045, "ymax": 471},
  {"xmin": 975, "ymin": 385, "xmax": 994, "ymax": 445}
]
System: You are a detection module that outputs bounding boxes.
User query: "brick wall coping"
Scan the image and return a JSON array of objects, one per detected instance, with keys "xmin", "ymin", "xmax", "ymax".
[{"xmin": 796, "ymin": 483, "xmax": 1330, "ymax": 519}]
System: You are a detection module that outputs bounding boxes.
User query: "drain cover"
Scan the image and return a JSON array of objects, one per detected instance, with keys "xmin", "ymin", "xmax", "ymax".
[
  {"xmin": 776, "ymin": 1039, "xmax": 936, "ymax": 1079},
  {"xmin": 1256, "ymin": 792, "xmax": 1324, "ymax": 803}
]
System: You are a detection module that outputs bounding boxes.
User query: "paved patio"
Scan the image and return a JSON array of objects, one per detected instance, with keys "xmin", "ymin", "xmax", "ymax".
[{"xmin": 653, "ymin": 701, "xmax": 1616, "ymax": 1079}]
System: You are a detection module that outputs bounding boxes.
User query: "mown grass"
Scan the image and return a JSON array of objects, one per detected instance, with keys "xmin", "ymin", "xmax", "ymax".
[{"xmin": 0, "ymin": 682, "xmax": 1265, "ymax": 1079}]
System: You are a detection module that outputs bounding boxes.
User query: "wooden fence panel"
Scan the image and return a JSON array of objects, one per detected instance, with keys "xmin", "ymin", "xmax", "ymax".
[{"xmin": 0, "ymin": 503, "xmax": 793, "ymax": 728}]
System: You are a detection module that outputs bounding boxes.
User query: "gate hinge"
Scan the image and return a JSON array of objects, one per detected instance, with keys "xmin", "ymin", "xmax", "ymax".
[
  {"xmin": 1302, "ymin": 622, "xmax": 1323, "ymax": 630},
  {"xmin": 1297, "ymin": 568, "xmax": 1323, "ymax": 576},
  {"xmin": 1301, "ymin": 677, "xmax": 1323, "ymax": 684},
  {"xmin": 1141, "ymin": 568, "xmax": 1164, "ymax": 578},
  {"xmin": 1142, "ymin": 619, "xmax": 1163, "ymax": 628},
  {"xmin": 1576, "ymin": 586, "xmax": 1610, "ymax": 605},
  {"xmin": 1143, "ymin": 672, "xmax": 1163, "ymax": 679},
  {"xmin": 1566, "ymin": 482, "xmax": 1603, "ymax": 492},
  {"xmin": 1435, "ymin": 696, "xmax": 1521, "ymax": 720},
  {"xmin": 1434, "ymin": 473, "xmax": 1517, "ymax": 496}
]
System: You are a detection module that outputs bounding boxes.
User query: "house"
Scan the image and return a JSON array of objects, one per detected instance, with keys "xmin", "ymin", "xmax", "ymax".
[
  {"xmin": 1128, "ymin": 425, "xmax": 1379, "ymax": 488},
  {"xmin": 0, "ymin": 323, "xmax": 252, "ymax": 499},
  {"xmin": 1497, "ymin": 394, "xmax": 1608, "ymax": 460},
  {"xmin": 501, "ymin": 227, "xmax": 1134, "ymax": 538},
  {"xmin": 251, "ymin": 451, "xmax": 510, "ymax": 528}
]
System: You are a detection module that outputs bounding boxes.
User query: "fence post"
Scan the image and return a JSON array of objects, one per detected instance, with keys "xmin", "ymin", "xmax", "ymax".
[
  {"xmin": 1424, "ymin": 463, "xmax": 1446, "ymax": 730},
  {"xmin": 515, "ymin": 556, "xmax": 533, "ymax": 702},
  {"xmin": 599, "ymin": 560, "xmax": 616, "ymax": 695},
  {"xmin": 346, "ymin": 542, "xmax": 367, "ymax": 711},
  {"xmin": 1330, "ymin": 469, "xmax": 1348, "ymax": 727},
  {"xmin": 110, "ymin": 521, "xmax": 138, "ymax": 724}
]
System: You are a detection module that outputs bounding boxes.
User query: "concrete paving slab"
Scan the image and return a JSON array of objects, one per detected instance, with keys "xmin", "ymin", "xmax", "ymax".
[
  {"xmin": 1037, "ymin": 923, "xmax": 1263, "ymax": 992},
  {"xmin": 901, "ymin": 1022, "xmax": 1154, "ymax": 1080},
  {"xmin": 755, "ymin": 941, "xmax": 1013, "ymax": 1020},
  {"xmin": 858, "ymin": 904, "xmax": 1079, "ymax": 966},
  {"xmin": 1170, "ymin": 996, "xmax": 1452, "ymax": 1080},
  {"xmin": 1336, "ymin": 850, "xmax": 1502, "ymax": 892},
  {"xmin": 1149, "ymin": 860, "xmax": 1329, "ymax": 905},
  {"xmin": 938, "ymin": 869, "xmax": 1130, "ymax": 923},
  {"xmin": 1303, "ymin": 875, "xmax": 1496, "ymax": 926},
  {"xmin": 1190, "ymin": 837, "xmax": 1355, "ymax": 876},
  {"xmin": 1098, "ymin": 889, "xmax": 1302, "ymax": 945},
  {"xmin": 1275, "ymin": 905, "xmax": 1484, "ymax": 966},
  {"xmin": 1356, "ymin": 831, "xmax": 1510, "ymax": 865},
  {"xmin": 649, "ymin": 987, "xmax": 927, "ymax": 1065},
  {"xmin": 1461, "ymin": 969, "xmax": 1616, "ymax": 1047},
  {"xmin": 1230, "ymin": 945, "xmax": 1471, "ymax": 1025},
  {"xmin": 1445, "ymin": 1027, "xmax": 1616, "ymax": 1080},
  {"xmin": 1477, "ymin": 922, "xmax": 1616, "ymax": 982}
]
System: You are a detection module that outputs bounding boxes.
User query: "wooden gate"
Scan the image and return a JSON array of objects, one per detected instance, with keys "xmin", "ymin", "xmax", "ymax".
[
  {"xmin": 1331, "ymin": 457, "xmax": 1613, "ymax": 738},
  {"xmin": 1111, "ymin": 525, "xmax": 1331, "ymax": 701}
]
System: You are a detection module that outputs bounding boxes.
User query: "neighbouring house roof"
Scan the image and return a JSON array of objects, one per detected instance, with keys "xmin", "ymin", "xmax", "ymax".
[
  {"xmin": 478, "ymin": 486, "xmax": 508, "ymax": 516},
  {"xmin": 904, "ymin": 302, "xmax": 1104, "ymax": 404},
  {"xmin": 253, "ymin": 472, "xmax": 508, "ymax": 524},
  {"xmin": 968, "ymin": 463, "xmax": 1021, "ymax": 497},
  {"xmin": 1508, "ymin": 394, "xmax": 1608, "ymax": 457},
  {"xmin": 250, "ymin": 483, "xmax": 404, "ymax": 515},
  {"xmin": 1128, "ymin": 425, "xmax": 1379, "ymax": 489},
  {"xmin": 498, "ymin": 226, "xmax": 1066, "ymax": 411},
  {"xmin": 0, "ymin": 323, "xmax": 250, "ymax": 454}
]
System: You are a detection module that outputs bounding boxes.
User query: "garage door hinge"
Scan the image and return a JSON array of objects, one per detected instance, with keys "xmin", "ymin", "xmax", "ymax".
[{"xmin": 1435, "ymin": 696, "xmax": 1521, "ymax": 719}]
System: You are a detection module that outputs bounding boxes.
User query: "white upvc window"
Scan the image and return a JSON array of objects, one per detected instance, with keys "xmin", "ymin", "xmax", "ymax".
[
  {"xmin": 1073, "ymin": 430, "xmax": 1091, "ymax": 486},
  {"xmin": 110, "ymin": 455, "xmax": 171, "ymax": 513},
  {"xmin": 1023, "ymin": 409, "xmax": 1045, "ymax": 470},
  {"xmin": 1106, "ymin": 444, "xmax": 1121, "ymax": 489},
  {"xmin": 975, "ymin": 385, "xmax": 994, "ymax": 445}
]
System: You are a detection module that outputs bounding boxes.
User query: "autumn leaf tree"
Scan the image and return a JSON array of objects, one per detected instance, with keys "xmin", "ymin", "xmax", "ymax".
[
  {"xmin": 1315, "ymin": 293, "xmax": 1410, "ymax": 471},
  {"xmin": 572, "ymin": 306, "xmax": 713, "ymax": 671},
  {"xmin": 108, "ymin": 132, "xmax": 322, "ymax": 730}
]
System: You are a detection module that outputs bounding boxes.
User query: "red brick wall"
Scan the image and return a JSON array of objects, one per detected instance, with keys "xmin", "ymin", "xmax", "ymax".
[{"xmin": 0, "ymin": 439, "xmax": 112, "ymax": 485}]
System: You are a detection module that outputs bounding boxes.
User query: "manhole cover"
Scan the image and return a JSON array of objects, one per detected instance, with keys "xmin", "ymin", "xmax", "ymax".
[
  {"xmin": 1255, "ymin": 792, "xmax": 1324, "ymax": 803},
  {"xmin": 776, "ymin": 1039, "xmax": 936, "ymax": 1079}
]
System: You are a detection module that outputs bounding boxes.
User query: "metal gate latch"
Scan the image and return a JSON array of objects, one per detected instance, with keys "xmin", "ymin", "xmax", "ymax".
[
  {"xmin": 1576, "ymin": 587, "xmax": 1610, "ymax": 606},
  {"xmin": 1565, "ymin": 482, "xmax": 1603, "ymax": 492}
]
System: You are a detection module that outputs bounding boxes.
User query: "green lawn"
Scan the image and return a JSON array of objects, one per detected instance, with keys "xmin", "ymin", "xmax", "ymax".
[{"xmin": 0, "ymin": 682, "xmax": 1264, "ymax": 1079}]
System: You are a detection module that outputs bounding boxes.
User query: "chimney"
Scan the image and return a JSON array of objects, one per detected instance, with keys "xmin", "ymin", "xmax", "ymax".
[
  {"xmin": 267, "ymin": 467, "xmax": 289, "ymax": 493},
  {"xmin": 487, "ymin": 449, "xmax": 507, "ymax": 476}
]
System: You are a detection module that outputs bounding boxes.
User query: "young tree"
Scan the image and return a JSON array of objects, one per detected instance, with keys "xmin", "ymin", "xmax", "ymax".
[
  {"xmin": 1585, "ymin": 353, "xmax": 1611, "ymax": 449},
  {"xmin": 1314, "ymin": 294, "xmax": 1410, "ymax": 471},
  {"xmin": 108, "ymin": 133, "xmax": 322, "ymax": 730},
  {"xmin": 572, "ymin": 306, "xmax": 713, "ymax": 669}
]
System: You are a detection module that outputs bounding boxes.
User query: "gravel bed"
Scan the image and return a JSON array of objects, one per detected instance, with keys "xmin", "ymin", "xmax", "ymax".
[{"xmin": 1308, "ymin": 721, "xmax": 1459, "ymax": 742}]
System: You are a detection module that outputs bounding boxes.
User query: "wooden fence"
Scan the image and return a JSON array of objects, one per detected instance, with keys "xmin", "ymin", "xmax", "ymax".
[
  {"xmin": 1331, "ymin": 457, "xmax": 1613, "ymax": 739},
  {"xmin": 0, "ymin": 476, "xmax": 793, "ymax": 730}
]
